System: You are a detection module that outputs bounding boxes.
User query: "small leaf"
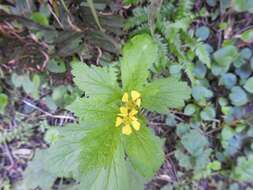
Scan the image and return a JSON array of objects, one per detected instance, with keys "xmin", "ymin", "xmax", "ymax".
[
  {"xmin": 181, "ymin": 130, "xmax": 209, "ymax": 156},
  {"xmin": 240, "ymin": 29, "xmax": 253, "ymax": 43},
  {"xmin": 184, "ymin": 104, "xmax": 196, "ymax": 116},
  {"xmin": 231, "ymin": 154, "xmax": 253, "ymax": 181},
  {"xmin": 0, "ymin": 93, "xmax": 8, "ymax": 113},
  {"xmin": 200, "ymin": 106, "xmax": 216, "ymax": 121},
  {"xmin": 244, "ymin": 77, "xmax": 253, "ymax": 93},
  {"xmin": 220, "ymin": 73, "xmax": 237, "ymax": 89},
  {"xmin": 206, "ymin": 0, "xmax": 217, "ymax": 7},
  {"xmin": 47, "ymin": 59, "xmax": 66, "ymax": 73},
  {"xmin": 240, "ymin": 48, "xmax": 252, "ymax": 59},
  {"xmin": 193, "ymin": 62, "xmax": 207, "ymax": 79},
  {"xmin": 192, "ymin": 86, "xmax": 213, "ymax": 102},
  {"xmin": 213, "ymin": 45, "xmax": 239, "ymax": 67},
  {"xmin": 142, "ymin": 78, "xmax": 191, "ymax": 114},
  {"xmin": 175, "ymin": 149, "xmax": 192, "ymax": 170},
  {"xmin": 31, "ymin": 12, "xmax": 49, "ymax": 26},
  {"xmin": 44, "ymin": 128, "xmax": 60, "ymax": 144},
  {"xmin": 207, "ymin": 161, "xmax": 221, "ymax": 171},
  {"xmin": 195, "ymin": 26, "xmax": 210, "ymax": 41},
  {"xmin": 232, "ymin": 0, "xmax": 253, "ymax": 13},
  {"xmin": 229, "ymin": 86, "xmax": 248, "ymax": 106}
]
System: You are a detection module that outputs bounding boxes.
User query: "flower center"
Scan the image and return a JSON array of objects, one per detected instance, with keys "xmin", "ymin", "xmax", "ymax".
[{"xmin": 115, "ymin": 90, "xmax": 142, "ymax": 135}]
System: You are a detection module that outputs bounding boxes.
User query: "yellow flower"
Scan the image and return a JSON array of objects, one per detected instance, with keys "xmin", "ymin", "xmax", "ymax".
[{"xmin": 115, "ymin": 90, "xmax": 142, "ymax": 135}]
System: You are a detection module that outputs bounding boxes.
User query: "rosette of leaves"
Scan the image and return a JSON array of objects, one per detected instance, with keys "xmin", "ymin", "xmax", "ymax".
[{"xmin": 31, "ymin": 34, "xmax": 190, "ymax": 190}]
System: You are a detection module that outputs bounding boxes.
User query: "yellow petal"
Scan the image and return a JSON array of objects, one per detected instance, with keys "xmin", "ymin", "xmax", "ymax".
[
  {"xmin": 120, "ymin": 107, "xmax": 128, "ymax": 115},
  {"xmin": 115, "ymin": 117, "xmax": 123, "ymax": 127},
  {"xmin": 130, "ymin": 116, "xmax": 137, "ymax": 121},
  {"xmin": 122, "ymin": 92, "xmax": 129, "ymax": 102},
  {"xmin": 131, "ymin": 90, "xmax": 141, "ymax": 101},
  {"xmin": 132, "ymin": 120, "xmax": 141, "ymax": 131},
  {"xmin": 122, "ymin": 125, "xmax": 132, "ymax": 135},
  {"xmin": 135, "ymin": 98, "xmax": 141, "ymax": 107},
  {"xmin": 129, "ymin": 109, "xmax": 138, "ymax": 117}
]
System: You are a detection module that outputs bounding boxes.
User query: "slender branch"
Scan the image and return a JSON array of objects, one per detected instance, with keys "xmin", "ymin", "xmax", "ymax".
[{"xmin": 22, "ymin": 99, "xmax": 76, "ymax": 121}]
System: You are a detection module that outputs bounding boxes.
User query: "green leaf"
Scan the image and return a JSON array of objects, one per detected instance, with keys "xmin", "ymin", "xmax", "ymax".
[
  {"xmin": 67, "ymin": 97, "xmax": 118, "ymax": 128},
  {"xmin": 44, "ymin": 128, "xmax": 60, "ymax": 144},
  {"xmin": 213, "ymin": 45, "xmax": 239, "ymax": 67},
  {"xmin": 192, "ymin": 86, "xmax": 213, "ymax": 102},
  {"xmin": 22, "ymin": 75, "xmax": 36, "ymax": 95},
  {"xmin": 240, "ymin": 29, "xmax": 253, "ymax": 43},
  {"xmin": 80, "ymin": 125, "xmax": 121, "ymax": 173},
  {"xmin": 47, "ymin": 59, "xmax": 66, "ymax": 73},
  {"xmin": 123, "ymin": 0, "xmax": 141, "ymax": 5},
  {"xmin": 121, "ymin": 34, "xmax": 158, "ymax": 91},
  {"xmin": 195, "ymin": 26, "xmax": 210, "ymax": 41},
  {"xmin": 232, "ymin": 0, "xmax": 253, "ymax": 13},
  {"xmin": 184, "ymin": 104, "xmax": 197, "ymax": 116},
  {"xmin": 207, "ymin": 161, "xmax": 221, "ymax": 171},
  {"xmin": 232, "ymin": 154, "xmax": 253, "ymax": 181},
  {"xmin": 229, "ymin": 86, "xmax": 248, "ymax": 106},
  {"xmin": 20, "ymin": 150, "xmax": 56, "ymax": 190},
  {"xmin": 45, "ymin": 125, "xmax": 85, "ymax": 178},
  {"xmin": 200, "ymin": 106, "xmax": 216, "ymax": 121},
  {"xmin": 141, "ymin": 78, "xmax": 191, "ymax": 114},
  {"xmin": 72, "ymin": 61, "xmax": 121, "ymax": 102},
  {"xmin": 124, "ymin": 126, "xmax": 164, "ymax": 178},
  {"xmin": 0, "ymin": 93, "xmax": 8, "ymax": 113},
  {"xmin": 31, "ymin": 12, "xmax": 49, "ymax": 26},
  {"xmin": 175, "ymin": 149, "xmax": 193, "ymax": 170},
  {"xmin": 79, "ymin": 144, "xmax": 144, "ymax": 190},
  {"xmin": 244, "ymin": 77, "xmax": 253, "ymax": 93},
  {"xmin": 195, "ymin": 43, "xmax": 211, "ymax": 68},
  {"xmin": 181, "ymin": 129, "xmax": 209, "ymax": 156}
]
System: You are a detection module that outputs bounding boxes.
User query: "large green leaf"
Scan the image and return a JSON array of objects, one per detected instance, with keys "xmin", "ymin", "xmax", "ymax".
[
  {"xmin": 79, "ymin": 144, "xmax": 146, "ymax": 190},
  {"xmin": 124, "ymin": 126, "xmax": 164, "ymax": 178},
  {"xmin": 67, "ymin": 97, "xmax": 118, "ymax": 128},
  {"xmin": 121, "ymin": 34, "xmax": 158, "ymax": 91},
  {"xmin": 71, "ymin": 61, "xmax": 121, "ymax": 103},
  {"xmin": 79, "ymin": 125, "xmax": 121, "ymax": 173},
  {"xmin": 45, "ymin": 125, "xmax": 85, "ymax": 178},
  {"xmin": 141, "ymin": 78, "xmax": 191, "ymax": 114}
]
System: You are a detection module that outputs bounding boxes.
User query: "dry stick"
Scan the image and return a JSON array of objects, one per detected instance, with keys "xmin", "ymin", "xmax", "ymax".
[
  {"xmin": 22, "ymin": 99, "xmax": 76, "ymax": 121},
  {"xmin": 3, "ymin": 142, "xmax": 15, "ymax": 167}
]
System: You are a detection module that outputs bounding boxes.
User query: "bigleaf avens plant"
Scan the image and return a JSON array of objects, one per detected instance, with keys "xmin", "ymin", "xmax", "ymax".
[{"xmin": 42, "ymin": 34, "xmax": 191, "ymax": 189}]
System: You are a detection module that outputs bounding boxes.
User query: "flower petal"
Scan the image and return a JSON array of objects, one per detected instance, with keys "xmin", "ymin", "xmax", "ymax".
[
  {"xmin": 129, "ymin": 109, "xmax": 138, "ymax": 117},
  {"xmin": 122, "ymin": 125, "xmax": 132, "ymax": 135},
  {"xmin": 122, "ymin": 92, "xmax": 129, "ymax": 102},
  {"xmin": 132, "ymin": 120, "xmax": 141, "ymax": 131},
  {"xmin": 115, "ymin": 117, "xmax": 123, "ymax": 127},
  {"xmin": 130, "ymin": 116, "xmax": 137, "ymax": 121},
  {"xmin": 120, "ymin": 106, "xmax": 128, "ymax": 115},
  {"xmin": 131, "ymin": 90, "xmax": 141, "ymax": 101},
  {"xmin": 135, "ymin": 98, "xmax": 141, "ymax": 107}
]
